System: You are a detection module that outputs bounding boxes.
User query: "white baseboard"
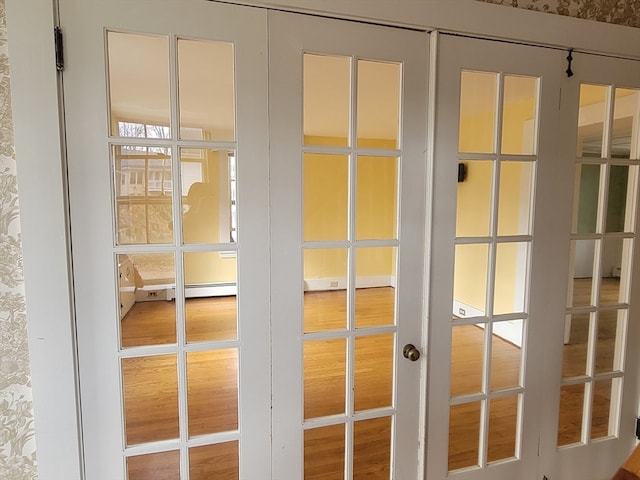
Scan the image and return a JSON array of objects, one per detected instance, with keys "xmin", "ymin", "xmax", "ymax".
[
  {"xmin": 453, "ymin": 300, "xmax": 522, "ymax": 347},
  {"xmin": 303, "ymin": 275, "xmax": 396, "ymax": 292},
  {"xmin": 134, "ymin": 276, "xmax": 395, "ymax": 303},
  {"xmin": 135, "ymin": 283, "xmax": 237, "ymax": 302},
  {"xmin": 453, "ymin": 300, "xmax": 485, "ymax": 318}
]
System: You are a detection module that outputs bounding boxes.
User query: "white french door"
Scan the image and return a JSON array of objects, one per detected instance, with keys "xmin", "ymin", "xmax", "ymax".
[
  {"xmin": 427, "ymin": 34, "xmax": 565, "ymax": 480},
  {"xmin": 62, "ymin": 0, "xmax": 270, "ymax": 478},
  {"xmin": 269, "ymin": 12, "xmax": 428, "ymax": 480},
  {"xmin": 539, "ymin": 52, "xmax": 640, "ymax": 480},
  {"xmin": 428, "ymin": 33, "xmax": 640, "ymax": 480},
  {"xmin": 61, "ymin": 1, "xmax": 428, "ymax": 478}
]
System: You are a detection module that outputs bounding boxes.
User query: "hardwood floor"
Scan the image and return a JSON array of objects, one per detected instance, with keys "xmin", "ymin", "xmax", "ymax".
[{"xmin": 121, "ymin": 281, "xmax": 621, "ymax": 478}]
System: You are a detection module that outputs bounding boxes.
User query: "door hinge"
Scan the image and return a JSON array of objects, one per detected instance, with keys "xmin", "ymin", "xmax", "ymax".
[
  {"xmin": 635, "ymin": 417, "xmax": 640, "ymax": 440},
  {"xmin": 54, "ymin": 26, "xmax": 64, "ymax": 72}
]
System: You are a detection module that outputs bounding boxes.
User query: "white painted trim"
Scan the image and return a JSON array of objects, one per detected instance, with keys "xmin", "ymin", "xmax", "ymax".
[
  {"xmin": 303, "ymin": 275, "xmax": 396, "ymax": 291},
  {"xmin": 6, "ymin": 1, "xmax": 84, "ymax": 479},
  {"xmin": 142, "ymin": 283, "xmax": 238, "ymax": 301},
  {"xmin": 492, "ymin": 320, "xmax": 523, "ymax": 348},
  {"xmin": 452, "ymin": 300, "xmax": 523, "ymax": 347},
  {"xmin": 213, "ymin": 0, "xmax": 640, "ymax": 60},
  {"xmin": 452, "ymin": 300, "xmax": 485, "ymax": 319},
  {"xmin": 303, "ymin": 277, "xmax": 346, "ymax": 291}
]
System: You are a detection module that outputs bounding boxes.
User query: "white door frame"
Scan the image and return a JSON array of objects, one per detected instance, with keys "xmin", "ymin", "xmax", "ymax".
[{"xmin": 6, "ymin": 1, "xmax": 640, "ymax": 479}]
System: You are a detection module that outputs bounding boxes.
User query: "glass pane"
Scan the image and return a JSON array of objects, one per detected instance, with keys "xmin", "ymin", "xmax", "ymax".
[
  {"xmin": 491, "ymin": 320, "xmax": 523, "ymax": 391},
  {"xmin": 454, "ymin": 244, "xmax": 489, "ymax": 316},
  {"xmin": 189, "ymin": 442, "xmax": 238, "ymax": 480},
  {"xmin": 612, "ymin": 89, "xmax": 639, "ymax": 159},
  {"xmin": 304, "ymin": 54, "xmax": 350, "ymax": 147},
  {"xmin": 606, "ymin": 165, "xmax": 630, "ymax": 233},
  {"xmin": 494, "ymin": 242, "xmax": 529, "ymax": 315},
  {"xmin": 449, "ymin": 402, "xmax": 481, "ymax": 471},
  {"xmin": 178, "ymin": 39, "xmax": 235, "ymax": 142},
  {"xmin": 591, "ymin": 378, "xmax": 619, "ymax": 440},
  {"xmin": 576, "ymin": 84, "xmax": 607, "ymax": 158},
  {"xmin": 113, "ymin": 145, "xmax": 173, "ymax": 245},
  {"xmin": 562, "ymin": 313, "xmax": 591, "ymax": 378},
  {"xmin": 355, "ymin": 286, "xmax": 395, "ymax": 329},
  {"xmin": 182, "ymin": 149, "xmax": 235, "ymax": 244},
  {"xmin": 569, "ymin": 239, "xmax": 596, "ymax": 307},
  {"xmin": 304, "ymin": 154, "xmax": 348, "ymax": 241},
  {"xmin": 353, "ymin": 417, "xmax": 391, "ymax": 479},
  {"xmin": 600, "ymin": 237, "xmax": 628, "ymax": 306},
  {"xmin": 497, "ymin": 162, "xmax": 534, "ymax": 236},
  {"xmin": 119, "ymin": 253, "xmax": 176, "ymax": 348},
  {"xmin": 184, "ymin": 252, "xmax": 237, "ymax": 343},
  {"xmin": 487, "ymin": 395, "xmax": 519, "ymax": 463},
  {"xmin": 459, "ymin": 71, "xmax": 498, "ymax": 154},
  {"xmin": 108, "ymin": 32, "xmax": 171, "ymax": 137},
  {"xmin": 354, "ymin": 334, "xmax": 393, "ymax": 411},
  {"xmin": 305, "ymin": 424, "xmax": 345, "ymax": 480},
  {"xmin": 304, "ymin": 249, "xmax": 348, "ymax": 333},
  {"xmin": 123, "ymin": 354, "xmax": 178, "ymax": 445},
  {"xmin": 187, "ymin": 349, "xmax": 238, "ymax": 437},
  {"xmin": 501, "ymin": 75, "xmax": 539, "ymax": 155},
  {"xmin": 451, "ymin": 324, "xmax": 485, "ymax": 397},
  {"xmin": 355, "ymin": 247, "xmax": 396, "ymax": 328},
  {"xmin": 456, "ymin": 160, "xmax": 493, "ymax": 238},
  {"xmin": 304, "ymin": 338, "xmax": 346, "ymax": 419},
  {"xmin": 558, "ymin": 383, "xmax": 585, "ymax": 447},
  {"xmin": 356, "ymin": 156, "xmax": 398, "ymax": 240},
  {"xmin": 357, "ymin": 60, "xmax": 401, "ymax": 149},
  {"xmin": 595, "ymin": 310, "xmax": 626, "ymax": 374},
  {"xmin": 127, "ymin": 450, "xmax": 180, "ymax": 480},
  {"xmin": 573, "ymin": 164, "xmax": 601, "ymax": 234}
]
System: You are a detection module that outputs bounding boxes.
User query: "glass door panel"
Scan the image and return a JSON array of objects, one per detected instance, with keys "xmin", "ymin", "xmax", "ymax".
[
  {"xmin": 559, "ymin": 83, "xmax": 640, "ymax": 449},
  {"xmin": 107, "ymin": 28, "xmax": 247, "ymax": 477},
  {"xmin": 177, "ymin": 39, "xmax": 235, "ymax": 142},
  {"xmin": 448, "ymin": 69, "xmax": 538, "ymax": 472},
  {"xmin": 300, "ymin": 52, "xmax": 402, "ymax": 477}
]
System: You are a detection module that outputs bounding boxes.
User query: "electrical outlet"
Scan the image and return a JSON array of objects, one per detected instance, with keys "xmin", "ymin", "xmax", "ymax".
[
  {"xmin": 329, "ymin": 281, "xmax": 339, "ymax": 288},
  {"xmin": 148, "ymin": 291, "xmax": 158, "ymax": 297},
  {"xmin": 458, "ymin": 307, "xmax": 466, "ymax": 316}
]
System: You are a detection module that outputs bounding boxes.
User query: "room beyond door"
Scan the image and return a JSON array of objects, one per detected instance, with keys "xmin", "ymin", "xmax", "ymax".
[{"xmin": 60, "ymin": 1, "xmax": 429, "ymax": 478}]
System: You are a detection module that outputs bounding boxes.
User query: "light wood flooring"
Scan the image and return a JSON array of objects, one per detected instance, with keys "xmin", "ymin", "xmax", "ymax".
[{"xmin": 121, "ymin": 282, "xmax": 621, "ymax": 478}]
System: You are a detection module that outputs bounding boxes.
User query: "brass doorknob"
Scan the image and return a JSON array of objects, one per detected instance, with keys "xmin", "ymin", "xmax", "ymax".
[{"xmin": 403, "ymin": 344, "xmax": 421, "ymax": 362}]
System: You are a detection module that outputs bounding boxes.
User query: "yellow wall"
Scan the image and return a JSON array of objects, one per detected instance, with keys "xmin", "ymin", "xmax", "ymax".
[
  {"xmin": 455, "ymin": 97, "xmax": 535, "ymax": 314},
  {"xmin": 303, "ymin": 136, "xmax": 397, "ymax": 281},
  {"xmin": 183, "ymin": 149, "xmax": 236, "ymax": 285},
  {"xmin": 184, "ymin": 252, "xmax": 237, "ymax": 285}
]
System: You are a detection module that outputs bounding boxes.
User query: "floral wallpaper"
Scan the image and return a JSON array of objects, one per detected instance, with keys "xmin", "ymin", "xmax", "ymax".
[
  {"xmin": 0, "ymin": 0, "xmax": 37, "ymax": 478},
  {"xmin": 477, "ymin": 0, "xmax": 640, "ymax": 28}
]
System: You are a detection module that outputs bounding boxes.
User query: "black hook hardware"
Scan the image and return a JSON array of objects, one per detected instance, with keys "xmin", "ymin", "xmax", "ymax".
[{"xmin": 566, "ymin": 49, "xmax": 574, "ymax": 78}]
